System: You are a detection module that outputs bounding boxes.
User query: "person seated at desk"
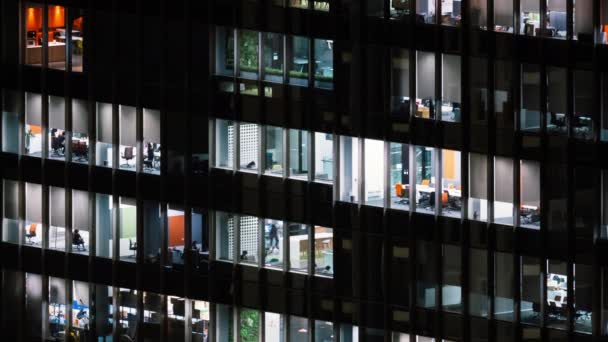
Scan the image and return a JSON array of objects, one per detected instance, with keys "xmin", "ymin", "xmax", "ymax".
[{"xmin": 72, "ymin": 229, "xmax": 86, "ymax": 251}]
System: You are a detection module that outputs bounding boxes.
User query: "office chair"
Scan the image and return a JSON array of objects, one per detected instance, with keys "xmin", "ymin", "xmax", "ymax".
[
  {"xmin": 51, "ymin": 136, "xmax": 65, "ymax": 156},
  {"xmin": 394, "ymin": 183, "xmax": 409, "ymax": 205},
  {"xmin": 25, "ymin": 224, "xmax": 37, "ymax": 244},
  {"xmin": 121, "ymin": 146, "xmax": 135, "ymax": 167},
  {"xmin": 129, "ymin": 239, "xmax": 137, "ymax": 257}
]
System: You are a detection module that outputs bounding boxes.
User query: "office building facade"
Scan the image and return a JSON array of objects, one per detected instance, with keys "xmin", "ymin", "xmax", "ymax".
[{"xmin": 2, "ymin": 0, "xmax": 608, "ymax": 341}]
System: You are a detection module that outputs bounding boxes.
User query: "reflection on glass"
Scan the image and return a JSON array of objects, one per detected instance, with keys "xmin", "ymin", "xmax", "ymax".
[
  {"xmin": 416, "ymin": 240, "xmax": 436, "ymax": 308},
  {"xmin": 521, "ymin": 64, "xmax": 541, "ymax": 131},
  {"xmin": 239, "ymin": 123, "xmax": 259, "ymax": 172},
  {"xmin": 315, "ymin": 320, "xmax": 334, "ymax": 341},
  {"xmin": 263, "ymin": 33, "xmax": 283, "ymax": 83},
  {"xmin": 415, "ymin": 146, "xmax": 435, "ymax": 214},
  {"xmin": 288, "ymin": 223, "xmax": 309, "ymax": 274},
  {"xmin": 314, "ymin": 132, "xmax": 333, "ymax": 182},
  {"xmin": 574, "ymin": 264, "xmax": 592, "ymax": 334},
  {"xmin": 390, "ymin": 143, "xmax": 410, "ymax": 211},
  {"xmin": 469, "ymin": 249, "xmax": 488, "ymax": 317},
  {"xmin": 289, "ymin": 129, "xmax": 309, "ymax": 180},
  {"xmin": 521, "ymin": 256, "xmax": 541, "ymax": 326},
  {"xmin": 117, "ymin": 288, "xmax": 138, "ymax": 340},
  {"xmin": 314, "ymin": 226, "xmax": 333, "ymax": 277},
  {"xmin": 215, "ymin": 119, "xmax": 234, "ymax": 169},
  {"xmin": 364, "ymin": 139, "xmax": 384, "ymax": 207},
  {"xmin": 441, "ymin": 54, "xmax": 461, "ymax": 122},
  {"xmin": 470, "ymin": 0, "xmax": 487, "ymax": 29},
  {"xmin": 390, "ymin": 49, "xmax": 410, "ymax": 117},
  {"xmin": 265, "ymin": 126, "xmax": 284, "ymax": 175},
  {"xmin": 264, "ymin": 220, "xmax": 283, "ymax": 269},
  {"xmin": 416, "ymin": 51, "xmax": 435, "ymax": 119},
  {"xmin": 239, "ymin": 30, "xmax": 259, "ymax": 80},
  {"xmin": 314, "ymin": 39, "xmax": 333, "ymax": 89},
  {"xmin": 216, "ymin": 212, "xmax": 235, "ymax": 262},
  {"xmin": 216, "ymin": 304, "xmax": 234, "ymax": 341},
  {"xmin": 289, "ymin": 36, "xmax": 309, "ymax": 86},
  {"xmin": 143, "ymin": 201, "xmax": 161, "ymax": 264},
  {"xmin": 494, "ymin": 0, "xmax": 514, "ymax": 32},
  {"xmin": 289, "ymin": 316, "xmax": 309, "ymax": 342}
]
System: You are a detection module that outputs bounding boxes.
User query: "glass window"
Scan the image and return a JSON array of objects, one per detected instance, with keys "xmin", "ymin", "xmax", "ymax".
[
  {"xmin": 68, "ymin": 9, "xmax": 85, "ymax": 72},
  {"xmin": 289, "ymin": 316, "xmax": 309, "ymax": 342},
  {"xmin": 521, "ymin": 64, "xmax": 541, "ymax": 131},
  {"xmin": 494, "ymin": 0, "xmax": 514, "ymax": 32},
  {"xmin": 117, "ymin": 288, "xmax": 138, "ymax": 340},
  {"xmin": 71, "ymin": 190, "xmax": 90, "ymax": 255},
  {"xmin": 315, "ymin": 320, "xmax": 334, "ymax": 341},
  {"xmin": 119, "ymin": 197, "xmax": 137, "ymax": 262},
  {"xmin": 288, "ymin": 223, "xmax": 309, "ymax": 274},
  {"xmin": 573, "ymin": 70, "xmax": 593, "ymax": 140},
  {"xmin": 239, "ymin": 122, "xmax": 259, "ymax": 172},
  {"xmin": 93, "ymin": 284, "xmax": 113, "ymax": 339},
  {"xmin": 575, "ymin": 167, "xmax": 595, "ymax": 240},
  {"xmin": 392, "ymin": 332, "xmax": 410, "ymax": 341},
  {"xmin": 2, "ymin": 90, "xmax": 20, "ymax": 154},
  {"xmin": 416, "ymin": 0, "xmax": 436, "ymax": 24},
  {"xmin": 25, "ymin": 182, "xmax": 42, "ymax": 247},
  {"xmin": 495, "ymin": 60, "xmax": 515, "ymax": 142},
  {"xmin": 215, "ymin": 211, "xmax": 235, "ymax": 262},
  {"xmin": 192, "ymin": 300, "xmax": 210, "ymax": 341},
  {"xmin": 440, "ymin": 0, "xmax": 461, "ymax": 26},
  {"xmin": 71, "ymin": 280, "xmax": 90, "ymax": 334},
  {"xmin": 470, "ymin": 0, "xmax": 487, "ymax": 29},
  {"xmin": 390, "ymin": 243, "xmax": 410, "ymax": 307},
  {"xmin": 25, "ymin": 92, "xmax": 42, "ymax": 157},
  {"xmin": 469, "ymin": 57, "xmax": 488, "ymax": 125},
  {"xmin": 415, "ymin": 146, "xmax": 436, "ymax": 214},
  {"xmin": 49, "ymin": 277, "xmax": 67, "ymax": 339},
  {"xmin": 264, "ymin": 219, "xmax": 283, "ymax": 269},
  {"xmin": 546, "ymin": 0, "xmax": 567, "ymax": 38},
  {"xmin": 215, "ymin": 119, "xmax": 235, "ymax": 169},
  {"xmin": 47, "ymin": 5, "xmax": 67, "ymax": 70},
  {"xmin": 119, "ymin": 105, "xmax": 136, "ymax": 171},
  {"xmin": 289, "ymin": 129, "xmax": 309, "ymax": 180},
  {"xmin": 168, "ymin": 205, "xmax": 185, "ymax": 267},
  {"xmin": 339, "ymin": 136, "xmax": 359, "ymax": 203},
  {"xmin": 468, "ymin": 153, "xmax": 487, "ymax": 221},
  {"xmin": 603, "ymin": 170, "xmax": 608, "ymax": 239},
  {"xmin": 216, "ymin": 304, "xmax": 234, "ymax": 341},
  {"xmin": 167, "ymin": 296, "xmax": 186, "ymax": 340},
  {"xmin": 2, "ymin": 180, "xmax": 20, "ymax": 244},
  {"xmin": 314, "ymin": 132, "xmax": 333, "ymax": 182},
  {"xmin": 390, "ymin": 0, "xmax": 410, "ymax": 19},
  {"xmin": 24, "ymin": 272, "xmax": 42, "ymax": 340},
  {"xmin": 71, "ymin": 98, "xmax": 90, "ymax": 164},
  {"xmin": 264, "ymin": 126, "xmax": 284, "ymax": 176},
  {"xmin": 602, "ymin": 267, "xmax": 608, "ymax": 335},
  {"xmin": 603, "ymin": 1, "xmax": 608, "ymax": 44},
  {"xmin": 191, "ymin": 209, "xmax": 209, "ymax": 269},
  {"xmin": 215, "ymin": 27, "xmax": 234, "ymax": 76},
  {"xmin": 546, "ymin": 260, "xmax": 568, "ymax": 329},
  {"xmin": 494, "ymin": 157, "xmax": 514, "ymax": 225},
  {"xmin": 521, "ymin": 256, "xmax": 541, "ymax": 326},
  {"xmin": 520, "ymin": 160, "xmax": 541, "ymax": 229},
  {"xmin": 24, "ymin": 3, "xmax": 44, "ymax": 66},
  {"xmin": 48, "ymin": 95, "xmax": 66, "ymax": 160},
  {"xmin": 573, "ymin": 264, "xmax": 594, "ymax": 334},
  {"xmin": 143, "ymin": 201, "xmax": 162, "ymax": 264},
  {"xmin": 263, "ymin": 33, "xmax": 284, "ymax": 83},
  {"xmin": 416, "ymin": 51, "xmax": 435, "ymax": 120},
  {"xmin": 442, "ymin": 244, "xmax": 462, "ymax": 313},
  {"xmin": 470, "ymin": 249, "xmax": 488, "ymax": 317},
  {"xmin": 95, "ymin": 193, "xmax": 114, "ymax": 259},
  {"xmin": 546, "ymin": 163, "xmax": 567, "ymax": 234},
  {"xmin": 49, "ymin": 186, "xmax": 67, "ymax": 251},
  {"xmin": 602, "ymin": 73, "xmax": 608, "ymax": 140},
  {"xmin": 314, "ymin": 226, "xmax": 333, "ymax": 277},
  {"xmin": 416, "ymin": 240, "xmax": 436, "ymax": 309},
  {"xmin": 495, "ymin": 252, "xmax": 514, "ymax": 321},
  {"xmin": 96, "ymin": 102, "xmax": 113, "ymax": 168},
  {"xmin": 390, "ymin": 48, "xmax": 410, "ymax": 117},
  {"xmin": 521, "ymin": 0, "xmax": 541, "ymax": 36},
  {"xmin": 289, "ymin": 36, "xmax": 309, "ymax": 87},
  {"xmin": 239, "ymin": 215, "xmax": 259, "ymax": 266},
  {"xmin": 367, "ymin": 0, "xmax": 384, "ymax": 17},
  {"xmin": 289, "ymin": 0, "xmax": 309, "ymax": 9},
  {"xmin": 314, "ymin": 39, "xmax": 333, "ymax": 89},
  {"xmin": 340, "ymin": 324, "xmax": 360, "ymax": 342},
  {"xmin": 440, "ymin": 149, "xmax": 462, "ymax": 218},
  {"xmin": 390, "ymin": 143, "xmax": 410, "ymax": 211},
  {"xmin": 239, "ymin": 309, "xmax": 260, "ymax": 341},
  {"xmin": 265, "ymin": 312, "xmax": 285, "ymax": 342},
  {"xmin": 143, "ymin": 108, "xmax": 161, "ymax": 174},
  {"xmin": 364, "ymin": 139, "xmax": 385, "ymax": 207},
  {"xmin": 143, "ymin": 292, "xmax": 161, "ymax": 326},
  {"xmin": 546, "ymin": 66, "xmax": 567, "ymax": 135},
  {"xmin": 441, "ymin": 55, "xmax": 461, "ymax": 122},
  {"xmin": 239, "ymin": 30, "xmax": 259, "ymax": 80}
]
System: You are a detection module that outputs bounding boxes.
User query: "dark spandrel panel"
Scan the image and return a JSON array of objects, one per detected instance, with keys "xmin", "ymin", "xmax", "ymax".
[{"xmin": 264, "ymin": 285, "xmax": 287, "ymax": 312}]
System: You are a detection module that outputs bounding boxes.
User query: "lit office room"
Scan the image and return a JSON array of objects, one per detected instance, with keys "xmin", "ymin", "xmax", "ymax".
[
  {"xmin": 143, "ymin": 108, "xmax": 161, "ymax": 174},
  {"xmin": 441, "ymin": 54, "xmax": 461, "ymax": 122},
  {"xmin": 520, "ymin": 0, "xmax": 541, "ymax": 36},
  {"xmin": 416, "ymin": 0, "xmax": 436, "ymax": 23},
  {"xmin": 440, "ymin": 0, "xmax": 462, "ymax": 26},
  {"xmin": 288, "ymin": 129, "xmax": 309, "ymax": 180},
  {"xmin": 48, "ymin": 95, "xmax": 66, "ymax": 160},
  {"xmin": 2, "ymin": 90, "xmax": 19, "ymax": 154},
  {"xmin": 390, "ymin": 142, "xmax": 410, "ymax": 211},
  {"xmin": 288, "ymin": 223, "xmax": 310, "ymax": 274},
  {"xmin": 364, "ymin": 139, "xmax": 385, "ymax": 207},
  {"xmin": 440, "ymin": 149, "xmax": 462, "ymax": 218},
  {"xmin": 24, "ymin": 182, "xmax": 42, "ymax": 246},
  {"xmin": 544, "ymin": 0, "xmax": 568, "ymax": 38},
  {"xmin": 390, "ymin": 48, "xmax": 410, "ymax": 117},
  {"xmin": 314, "ymin": 132, "xmax": 333, "ymax": 183},
  {"xmin": 239, "ymin": 215, "xmax": 260, "ymax": 266},
  {"xmin": 49, "ymin": 276, "xmax": 67, "ymax": 340},
  {"xmin": 71, "ymin": 280, "xmax": 91, "ymax": 335},
  {"xmin": 118, "ymin": 197, "xmax": 137, "ymax": 262},
  {"xmin": 520, "ymin": 160, "xmax": 541, "ymax": 229},
  {"xmin": 521, "ymin": 64, "xmax": 541, "ymax": 131},
  {"xmin": 95, "ymin": 193, "xmax": 114, "ymax": 259},
  {"xmin": 117, "ymin": 288, "xmax": 138, "ymax": 340},
  {"xmin": 48, "ymin": 186, "xmax": 67, "ymax": 251},
  {"xmin": 119, "ymin": 105, "xmax": 137, "ymax": 171},
  {"xmin": 390, "ymin": 0, "xmax": 411, "ymax": 19},
  {"xmin": 414, "ymin": 145, "xmax": 436, "ymax": 214},
  {"xmin": 314, "ymin": 226, "xmax": 333, "ymax": 277},
  {"xmin": 72, "ymin": 98, "xmax": 90, "ymax": 163},
  {"xmin": 442, "ymin": 244, "xmax": 463, "ymax": 313},
  {"xmin": 214, "ymin": 119, "xmax": 234, "ymax": 170},
  {"xmin": 24, "ymin": 4, "xmax": 65, "ymax": 68},
  {"xmin": 239, "ymin": 122, "xmax": 259, "ymax": 172},
  {"xmin": 96, "ymin": 102, "xmax": 113, "ymax": 167},
  {"xmin": 71, "ymin": 189, "xmax": 90, "ymax": 254},
  {"xmin": 264, "ymin": 126, "xmax": 283, "ymax": 176},
  {"xmin": 468, "ymin": 153, "xmax": 487, "ymax": 222},
  {"xmin": 168, "ymin": 205, "xmax": 186, "ymax": 267},
  {"xmin": 264, "ymin": 219, "xmax": 284, "ymax": 269},
  {"xmin": 339, "ymin": 136, "xmax": 359, "ymax": 203},
  {"xmin": 25, "ymin": 92, "xmax": 43, "ymax": 157},
  {"xmin": 493, "ymin": 157, "xmax": 514, "ymax": 225},
  {"xmin": 494, "ymin": 0, "xmax": 514, "ymax": 32},
  {"xmin": 415, "ymin": 51, "xmax": 435, "ymax": 119},
  {"xmin": 470, "ymin": 0, "xmax": 487, "ymax": 29}
]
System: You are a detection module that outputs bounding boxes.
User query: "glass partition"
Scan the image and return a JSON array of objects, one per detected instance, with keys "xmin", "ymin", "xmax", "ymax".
[
  {"xmin": 239, "ymin": 215, "xmax": 259, "ymax": 266},
  {"xmin": 143, "ymin": 201, "xmax": 162, "ymax": 264},
  {"xmin": 192, "ymin": 300, "xmax": 210, "ymax": 341},
  {"xmin": 289, "ymin": 36, "xmax": 309, "ymax": 86},
  {"xmin": 314, "ymin": 39, "xmax": 333, "ymax": 89},
  {"xmin": 239, "ymin": 30, "xmax": 259, "ymax": 80},
  {"xmin": 546, "ymin": 66, "xmax": 567, "ymax": 135},
  {"xmin": 440, "ymin": 149, "xmax": 462, "ymax": 218},
  {"xmin": 339, "ymin": 136, "xmax": 359, "ymax": 203},
  {"xmin": 48, "ymin": 277, "xmax": 66, "ymax": 339},
  {"xmin": 216, "ymin": 211, "xmax": 235, "ymax": 262},
  {"xmin": 215, "ymin": 119, "xmax": 235, "ymax": 169},
  {"xmin": 71, "ymin": 98, "xmax": 89, "ymax": 164},
  {"xmin": 521, "ymin": 0, "xmax": 541, "ymax": 36},
  {"xmin": 118, "ymin": 197, "xmax": 137, "ymax": 262},
  {"xmin": 263, "ymin": 32, "xmax": 283, "ymax": 83},
  {"xmin": 521, "ymin": 64, "xmax": 541, "ymax": 131},
  {"xmin": 264, "ymin": 126, "xmax": 284, "ymax": 176},
  {"xmin": 96, "ymin": 102, "xmax": 113, "ymax": 167},
  {"xmin": 72, "ymin": 189, "xmax": 91, "ymax": 255},
  {"xmin": 315, "ymin": 320, "xmax": 334, "ymax": 341},
  {"xmin": 264, "ymin": 219, "xmax": 283, "ymax": 269},
  {"xmin": 143, "ymin": 108, "xmax": 161, "ymax": 174},
  {"xmin": 48, "ymin": 95, "xmax": 66, "ymax": 160},
  {"xmin": 168, "ymin": 296, "xmax": 186, "ymax": 340},
  {"xmin": 288, "ymin": 223, "xmax": 309, "ymax": 274},
  {"xmin": 25, "ymin": 182, "xmax": 42, "ymax": 247},
  {"xmin": 288, "ymin": 129, "xmax": 309, "ymax": 180},
  {"xmin": 390, "ymin": 143, "xmax": 410, "ymax": 211},
  {"xmin": 468, "ymin": 153, "xmax": 487, "ymax": 221},
  {"xmin": 364, "ymin": 139, "xmax": 385, "ymax": 207},
  {"xmin": 25, "ymin": 92, "xmax": 42, "ymax": 157},
  {"xmin": 520, "ymin": 160, "xmax": 541, "ymax": 229},
  {"xmin": 314, "ymin": 226, "xmax": 333, "ymax": 277},
  {"xmin": 119, "ymin": 105, "xmax": 136, "ymax": 171},
  {"xmin": 289, "ymin": 316, "xmax": 309, "ymax": 342},
  {"xmin": 390, "ymin": 48, "xmax": 410, "ymax": 117},
  {"xmin": 416, "ymin": 51, "xmax": 435, "ymax": 119},
  {"xmin": 95, "ymin": 193, "xmax": 114, "ymax": 259},
  {"xmin": 314, "ymin": 132, "xmax": 333, "ymax": 182},
  {"xmin": 415, "ymin": 146, "xmax": 436, "ymax": 214}
]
